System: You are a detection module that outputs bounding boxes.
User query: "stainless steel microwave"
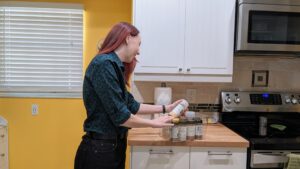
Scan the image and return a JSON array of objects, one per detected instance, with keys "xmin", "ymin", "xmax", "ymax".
[{"xmin": 236, "ymin": 0, "xmax": 300, "ymax": 55}]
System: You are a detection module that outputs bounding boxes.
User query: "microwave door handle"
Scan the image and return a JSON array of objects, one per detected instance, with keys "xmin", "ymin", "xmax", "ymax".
[{"xmin": 253, "ymin": 153, "xmax": 289, "ymax": 164}]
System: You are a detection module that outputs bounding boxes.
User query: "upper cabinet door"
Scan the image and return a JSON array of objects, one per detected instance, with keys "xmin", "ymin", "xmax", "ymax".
[
  {"xmin": 133, "ymin": 0, "xmax": 185, "ymax": 74},
  {"xmin": 184, "ymin": 0, "xmax": 235, "ymax": 75}
]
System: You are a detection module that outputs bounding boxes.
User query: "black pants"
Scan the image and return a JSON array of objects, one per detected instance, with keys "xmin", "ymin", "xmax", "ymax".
[{"xmin": 74, "ymin": 135, "xmax": 127, "ymax": 169}]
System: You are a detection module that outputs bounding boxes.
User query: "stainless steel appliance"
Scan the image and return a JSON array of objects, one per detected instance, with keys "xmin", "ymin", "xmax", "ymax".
[
  {"xmin": 236, "ymin": 0, "xmax": 300, "ymax": 54},
  {"xmin": 220, "ymin": 91, "xmax": 300, "ymax": 169}
]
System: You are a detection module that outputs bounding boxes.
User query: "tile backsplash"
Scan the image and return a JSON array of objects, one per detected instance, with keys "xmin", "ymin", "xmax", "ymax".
[{"xmin": 132, "ymin": 56, "xmax": 300, "ymax": 104}]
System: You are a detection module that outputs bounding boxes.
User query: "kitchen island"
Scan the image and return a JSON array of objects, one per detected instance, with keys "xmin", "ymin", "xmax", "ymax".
[{"xmin": 128, "ymin": 123, "xmax": 249, "ymax": 169}]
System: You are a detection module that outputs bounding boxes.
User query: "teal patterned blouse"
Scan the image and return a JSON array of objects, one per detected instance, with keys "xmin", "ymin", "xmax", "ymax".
[{"xmin": 82, "ymin": 52, "xmax": 140, "ymax": 135}]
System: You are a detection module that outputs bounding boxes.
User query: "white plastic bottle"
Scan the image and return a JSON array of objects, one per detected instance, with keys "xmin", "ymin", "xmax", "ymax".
[{"xmin": 168, "ymin": 99, "xmax": 189, "ymax": 117}]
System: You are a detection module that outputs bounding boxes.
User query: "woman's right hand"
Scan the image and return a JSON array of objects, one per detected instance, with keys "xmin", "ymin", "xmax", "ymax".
[{"xmin": 151, "ymin": 115, "xmax": 174, "ymax": 128}]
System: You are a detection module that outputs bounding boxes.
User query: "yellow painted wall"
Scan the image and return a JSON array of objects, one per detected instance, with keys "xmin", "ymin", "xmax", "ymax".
[{"xmin": 0, "ymin": 0, "xmax": 132, "ymax": 169}]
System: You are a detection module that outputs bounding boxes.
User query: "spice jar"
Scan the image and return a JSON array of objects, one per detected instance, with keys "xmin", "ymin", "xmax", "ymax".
[
  {"xmin": 161, "ymin": 126, "xmax": 171, "ymax": 140},
  {"xmin": 171, "ymin": 126, "xmax": 180, "ymax": 142},
  {"xmin": 187, "ymin": 119, "xmax": 196, "ymax": 141},
  {"xmin": 178, "ymin": 117, "xmax": 187, "ymax": 141},
  {"xmin": 168, "ymin": 99, "xmax": 189, "ymax": 117},
  {"xmin": 195, "ymin": 117, "xmax": 203, "ymax": 140},
  {"xmin": 171, "ymin": 118, "xmax": 180, "ymax": 142}
]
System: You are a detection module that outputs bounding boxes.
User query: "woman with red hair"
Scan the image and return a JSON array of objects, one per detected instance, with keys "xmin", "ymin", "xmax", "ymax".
[{"xmin": 74, "ymin": 22, "xmax": 183, "ymax": 169}]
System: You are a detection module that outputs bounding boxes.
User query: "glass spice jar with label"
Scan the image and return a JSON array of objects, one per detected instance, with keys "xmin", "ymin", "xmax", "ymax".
[
  {"xmin": 187, "ymin": 119, "xmax": 196, "ymax": 141},
  {"xmin": 195, "ymin": 117, "xmax": 203, "ymax": 140},
  {"xmin": 178, "ymin": 117, "xmax": 188, "ymax": 142},
  {"xmin": 170, "ymin": 118, "xmax": 180, "ymax": 142}
]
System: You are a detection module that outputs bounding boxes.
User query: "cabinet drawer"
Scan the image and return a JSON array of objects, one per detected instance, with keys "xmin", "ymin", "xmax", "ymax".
[
  {"xmin": 0, "ymin": 127, "xmax": 7, "ymax": 145},
  {"xmin": 0, "ymin": 127, "xmax": 8, "ymax": 169},
  {"xmin": 131, "ymin": 146, "xmax": 189, "ymax": 169},
  {"xmin": 190, "ymin": 147, "xmax": 247, "ymax": 169},
  {"xmin": 0, "ymin": 151, "xmax": 8, "ymax": 169}
]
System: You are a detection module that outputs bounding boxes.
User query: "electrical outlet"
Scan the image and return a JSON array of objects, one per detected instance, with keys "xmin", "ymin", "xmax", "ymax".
[
  {"xmin": 186, "ymin": 89, "xmax": 197, "ymax": 103},
  {"xmin": 32, "ymin": 104, "xmax": 38, "ymax": 115},
  {"xmin": 252, "ymin": 70, "xmax": 269, "ymax": 87}
]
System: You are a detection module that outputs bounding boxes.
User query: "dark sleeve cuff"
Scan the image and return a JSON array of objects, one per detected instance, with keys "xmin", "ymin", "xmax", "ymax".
[
  {"xmin": 130, "ymin": 101, "xmax": 140, "ymax": 115},
  {"xmin": 116, "ymin": 108, "xmax": 132, "ymax": 126}
]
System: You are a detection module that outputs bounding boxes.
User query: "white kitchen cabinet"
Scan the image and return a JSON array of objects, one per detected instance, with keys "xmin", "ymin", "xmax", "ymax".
[
  {"xmin": 131, "ymin": 146, "xmax": 189, "ymax": 169},
  {"xmin": 0, "ymin": 126, "xmax": 8, "ymax": 169},
  {"xmin": 185, "ymin": 0, "xmax": 235, "ymax": 75},
  {"xmin": 133, "ymin": 0, "xmax": 235, "ymax": 82},
  {"xmin": 190, "ymin": 147, "xmax": 247, "ymax": 169},
  {"xmin": 133, "ymin": 0, "xmax": 185, "ymax": 74},
  {"xmin": 130, "ymin": 146, "xmax": 247, "ymax": 169}
]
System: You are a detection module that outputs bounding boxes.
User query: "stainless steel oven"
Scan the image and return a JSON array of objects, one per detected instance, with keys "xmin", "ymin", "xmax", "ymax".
[
  {"xmin": 251, "ymin": 150, "xmax": 300, "ymax": 168},
  {"xmin": 236, "ymin": 0, "xmax": 300, "ymax": 54},
  {"xmin": 220, "ymin": 91, "xmax": 300, "ymax": 169}
]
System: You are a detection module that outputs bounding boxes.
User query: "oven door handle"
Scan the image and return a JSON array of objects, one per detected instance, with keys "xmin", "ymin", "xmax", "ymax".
[{"xmin": 252, "ymin": 153, "xmax": 289, "ymax": 164}]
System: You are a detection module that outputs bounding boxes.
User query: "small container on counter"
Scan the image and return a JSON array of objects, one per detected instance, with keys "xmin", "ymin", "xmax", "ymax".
[
  {"xmin": 178, "ymin": 117, "xmax": 188, "ymax": 141},
  {"xmin": 162, "ymin": 117, "xmax": 201, "ymax": 142},
  {"xmin": 171, "ymin": 118, "xmax": 180, "ymax": 142},
  {"xmin": 195, "ymin": 117, "xmax": 203, "ymax": 140},
  {"xmin": 171, "ymin": 126, "xmax": 180, "ymax": 142},
  {"xmin": 161, "ymin": 118, "xmax": 179, "ymax": 141},
  {"xmin": 168, "ymin": 99, "xmax": 189, "ymax": 118},
  {"xmin": 161, "ymin": 126, "xmax": 171, "ymax": 140},
  {"xmin": 187, "ymin": 119, "xmax": 196, "ymax": 141},
  {"xmin": 185, "ymin": 111, "xmax": 195, "ymax": 121}
]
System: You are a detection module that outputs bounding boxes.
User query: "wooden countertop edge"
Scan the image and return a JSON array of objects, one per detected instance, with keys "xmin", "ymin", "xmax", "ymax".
[{"xmin": 127, "ymin": 140, "xmax": 249, "ymax": 148}]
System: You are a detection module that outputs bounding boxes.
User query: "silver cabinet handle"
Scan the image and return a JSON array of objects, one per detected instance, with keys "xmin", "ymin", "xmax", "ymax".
[
  {"xmin": 179, "ymin": 68, "xmax": 183, "ymax": 72},
  {"xmin": 187, "ymin": 68, "xmax": 191, "ymax": 72},
  {"xmin": 149, "ymin": 149, "xmax": 174, "ymax": 155},
  {"xmin": 208, "ymin": 151, "xmax": 232, "ymax": 156}
]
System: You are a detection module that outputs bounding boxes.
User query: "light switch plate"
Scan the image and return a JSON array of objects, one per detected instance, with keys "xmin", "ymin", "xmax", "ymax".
[{"xmin": 32, "ymin": 104, "xmax": 38, "ymax": 115}]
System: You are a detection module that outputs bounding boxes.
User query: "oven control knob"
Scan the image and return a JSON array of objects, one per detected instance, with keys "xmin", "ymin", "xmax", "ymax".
[
  {"xmin": 234, "ymin": 96, "xmax": 241, "ymax": 104},
  {"xmin": 225, "ymin": 97, "xmax": 232, "ymax": 104},
  {"xmin": 291, "ymin": 98, "xmax": 298, "ymax": 104},
  {"xmin": 285, "ymin": 98, "xmax": 291, "ymax": 104}
]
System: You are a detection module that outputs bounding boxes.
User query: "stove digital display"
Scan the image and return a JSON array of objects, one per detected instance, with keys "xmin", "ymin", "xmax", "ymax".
[
  {"xmin": 262, "ymin": 93, "xmax": 269, "ymax": 98},
  {"xmin": 250, "ymin": 93, "xmax": 282, "ymax": 105}
]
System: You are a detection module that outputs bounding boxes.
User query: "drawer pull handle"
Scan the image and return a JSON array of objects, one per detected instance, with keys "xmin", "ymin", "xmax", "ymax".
[
  {"xmin": 0, "ymin": 153, "xmax": 5, "ymax": 157},
  {"xmin": 208, "ymin": 151, "xmax": 232, "ymax": 156},
  {"xmin": 1, "ymin": 134, "xmax": 5, "ymax": 138},
  {"xmin": 149, "ymin": 149, "xmax": 174, "ymax": 155}
]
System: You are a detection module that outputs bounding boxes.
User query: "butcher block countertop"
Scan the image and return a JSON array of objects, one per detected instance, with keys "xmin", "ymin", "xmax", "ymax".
[{"xmin": 128, "ymin": 123, "xmax": 249, "ymax": 148}]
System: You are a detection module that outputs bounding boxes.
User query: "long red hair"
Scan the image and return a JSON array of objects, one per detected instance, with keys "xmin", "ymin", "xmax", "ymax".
[{"xmin": 98, "ymin": 22, "xmax": 139, "ymax": 87}]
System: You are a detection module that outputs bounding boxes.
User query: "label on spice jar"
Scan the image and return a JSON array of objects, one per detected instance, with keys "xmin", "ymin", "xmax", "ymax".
[
  {"xmin": 178, "ymin": 126, "xmax": 187, "ymax": 141},
  {"xmin": 195, "ymin": 124, "xmax": 203, "ymax": 137},
  {"xmin": 171, "ymin": 126, "xmax": 179, "ymax": 141},
  {"xmin": 187, "ymin": 125, "xmax": 196, "ymax": 137}
]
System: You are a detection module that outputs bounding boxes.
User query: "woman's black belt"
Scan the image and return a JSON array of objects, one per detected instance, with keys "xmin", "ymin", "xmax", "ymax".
[{"xmin": 86, "ymin": 131, "xmax": 127, "ymax": 140}]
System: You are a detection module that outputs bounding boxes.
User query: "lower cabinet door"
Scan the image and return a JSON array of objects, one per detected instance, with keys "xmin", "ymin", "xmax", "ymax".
[
  {"xmin": 131, "ymin": 146, "xmax": 189, "ymax": 169},
  {"xmin": 0, "ymin": 151, "xmax": 8, "ymax": 169},
  {"xmin": 0, "ymin": 127, "xmax": 6, "ymax": 145},
  {"xmin": 190, "ymin": 147, "xmax": 247, "ymax": 169},
  {"xmin": 0, "ymin": 127, "xmax": 8, "ymax": 169}
]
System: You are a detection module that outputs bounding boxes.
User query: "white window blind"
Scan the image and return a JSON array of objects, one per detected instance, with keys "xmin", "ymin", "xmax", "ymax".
[{"xmin": 0, "ymin": 2, "xmax": 83, "ymax": 98}]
